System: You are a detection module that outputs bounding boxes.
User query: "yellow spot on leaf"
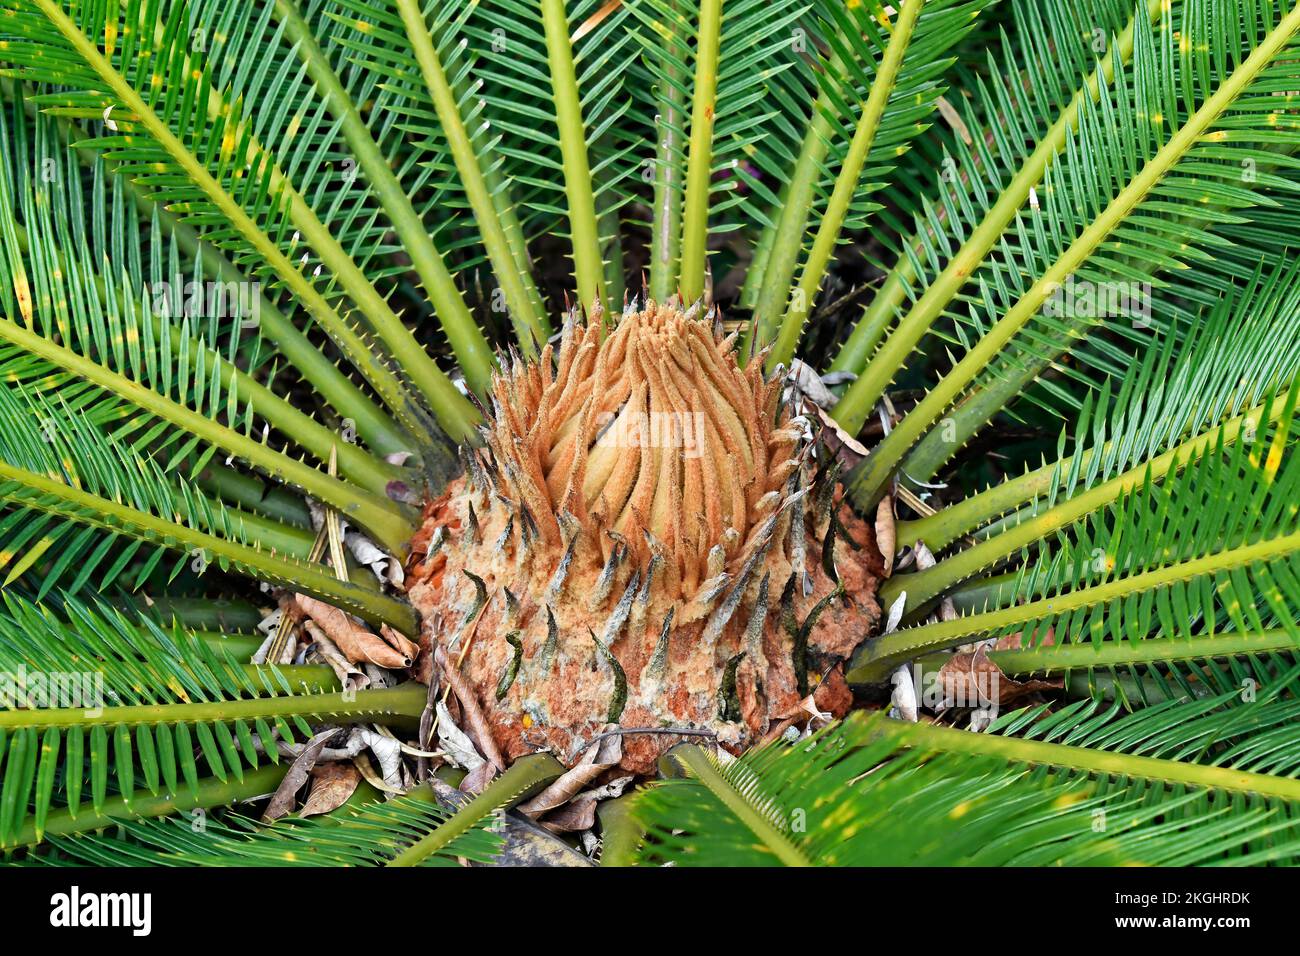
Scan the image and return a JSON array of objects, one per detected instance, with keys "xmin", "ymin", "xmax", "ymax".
[
  {"xmin": 14, "ymin": 273, "xmax": 32, "ymax": 325},
  {"xmin": 1265, "ymin": 445, "xmax": 1282, "ymax": 478}
]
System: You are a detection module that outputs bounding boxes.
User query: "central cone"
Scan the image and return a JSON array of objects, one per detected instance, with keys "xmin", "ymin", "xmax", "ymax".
[{"xmin": 408, "ymin": 302, "xmax": 883, "ymax": 773}]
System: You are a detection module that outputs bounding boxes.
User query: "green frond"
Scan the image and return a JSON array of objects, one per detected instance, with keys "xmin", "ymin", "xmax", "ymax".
[
  {"xmin": 2, "ymin": 0, "xmax": 479, "ymax": 439},
  {"xmin": 851, "ymin": 0, "xmax": 1300, "ymax": 503},
  {"xmin": 0, "ymin": 592, "xmax": 427, "ymax": 848},
  {"xmin": 751, "ymin": 0, "xmax": 993, "ymax": 362},
  {"xmin": 34, "ymin": 784, "xmax": 502, "ymax": 866},
  {"xmin": 852, "ymin": 396, "xmax": 1300, "ymax": 680},
  {"xmin": 0, "ymin": 384, "xmax": 413, "ymax": 628},
  {"xmin": 900, "ymin": 259, "xmax": 1300, "ymax": 553},
  {"xmin": 630, "ymin": 709, "xmax": 1300, "ymax": 866}
]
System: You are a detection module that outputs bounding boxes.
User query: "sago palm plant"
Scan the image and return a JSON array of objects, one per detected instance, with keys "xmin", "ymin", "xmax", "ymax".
[{"xmin": 0, "ymin": 0, "xmax": 1299, "ymax": 867}]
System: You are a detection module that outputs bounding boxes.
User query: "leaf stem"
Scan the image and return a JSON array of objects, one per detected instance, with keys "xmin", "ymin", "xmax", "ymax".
[
  {"xmin": 766, "ymin": 1, "xmax": 923, "ymax": 369},
  {"xmin": 30, "ymin": 0, "xmax": 479, "ymax": 442},
  {"xmin": 986, "ymin": 629, "xmax": 1300, "ymax": 675},
  {"xmin": 744, "ymin": 79, "xmax": 837, "ymax": 352},
  {"xmin": 648, "ymin": 0, "xmax": 688, "ymax": 303},
  {"xmin": 390, "ymin": 0, "xmax": 550, "ymax": 358},
  {"xmin": 541, "ymin": 0, "xmax": 608, "ymax": 313},
  {"xmin": 890, "ymin": 396, "xmax": 1280, "ymax": 608},
  {"xmin": 669, "ymin": 744, "xmax": 810, "ymax": 866},
  {"xmin": 874, "ymin": 713, "xmax": 1300, "ymax": 802},
  {"xmin": 844, "ymin": 3, "xmax": 1300, "ymax": 504},
  {"xmin": 0, "ymin": 319, "xmax": 415, "ymax": 552},
  {"xmin": 274, "ymin": 0, "xmax": 498, "ymax": 392},
  {"xmin": 848, "ymin": 529, "xmax": 1300, "ymax": 682},
  {"xmin": 0, "ymin": 462, "xmax": 417, "ymax": 632},
  {"xmin": 677, "ymin": 0, "xmax": 723, "ymax": 305},
  {"xmin": 0, "ymin": 684, "xmax": 427, "ymax": 732},
  {"xmin": 386, "ymin": 752, "xmax": 563, "ymax": 866},
  {"xmin": 829, "ymin": 0, "xmax": 1162, "ymax": 424},
  {"xmin": 10, "ymin": 765, "xmax": 288, "ymax": 848}
]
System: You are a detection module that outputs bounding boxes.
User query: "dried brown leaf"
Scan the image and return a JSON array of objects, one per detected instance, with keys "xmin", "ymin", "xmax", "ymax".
[
  {"xmin": 461, "ymin": 760, "xmax": 499, "ymax": 796},
  {"xmin": 380, "ymin": 624, "xmax": 422, "ymax": 664},
  {"xmin": 262, "ymin": 730, "xmax": 337, "ymax": 822},
  {"xmin": 299, "ymin": 762, "xmax": 362, "ymax": 817},
  {"xmin": 437, "ymin": 645, "xmax": 505, "ymax": 770},
  {"xmin": 518, "ymin": 730, "xmax": 622, "ymax": 819},
  {"xmin": 875, "ymin": 495, "xmax": 896, "ymax": 577},
  {"xmin": 542, "ymin": 795, "xmax": 599, "ymax": 833},
  {"xmin": 937, "ymin": 645, "xmax": 1062, "ymax": 709},
  {"xmin": 935, "ymin": 95, "xmax": 973, "ymax": 145},
  {"xmin": 295, "ymin": 594, "xmax": 409, "ymax": 669},
  {"xmin": 813, "ymin": 404, "xmax": 868, "ymax": 469}
]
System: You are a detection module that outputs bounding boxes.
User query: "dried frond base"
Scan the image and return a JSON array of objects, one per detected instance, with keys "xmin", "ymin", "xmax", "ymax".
[{"xmin": 407, "ymin": 303, "xmax": 883, "ymax": 774}]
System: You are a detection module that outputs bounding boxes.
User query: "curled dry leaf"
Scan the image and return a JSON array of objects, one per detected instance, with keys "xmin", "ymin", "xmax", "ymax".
[
  {"xmin": 884, "ymin": 600, "xmax": 916, "ymax": 722},
  {"xmin": 777, "ymin": 683, "xmax": 836, "ymax": 728},
  {"xmin": 250, "ymin": 630, "xmax": 276, "ymax": 666},
  {"xmin": 518, "ymin": 730, "xmax": 622, "ymax": 819},
  {"xmin": 890, "ymin": 665, "xmax": 919, "ymax": 723},
  {"xmin": 937, "ymin": 644, "xmax": 1063, "ymax": 710},
  {"xmin": 340, "ymin": 526, "xmax": 390, "ymax": 582},
  {"xmin": 300, "ymin": 762, "xmax": 362, "ymax": 818},
  {"xmin": 436, "ymin": 645, "xmax": 505, "ymax": 771},
  {"xmin": 436, "ymin": 700, "xmax": 484, "ymax": 772},
  {"xmin": 543, "ymin": 796, "xmax": 599, "ymax": 834},
  {"xmin": 263, "ymin": 729, "xmax": 338, "ymax": 822},
  {"xmin": 935, "ymin": 94, "xmax": 973, "ymax": 145},
  {"xmin": 380, "ymin": 624, "xmax": 421, "ymax": 664},
  {"xmin": 875, "ymin": 495, "xmax": 896, "ymax": 577},
  {"xmin": 785, "ymin": 358, "xmax": 838, "ymax": 408},
  {"xmin": 352, "ymin": 726, "xmax": 405, "ymax": 790},
  {"xmin": 883, "ymin": 590, "xmax": 907, "ymax": 634},
  {"xmin": 460, "ymin": 760, "xmax": 499, "ymax": 796},
  {"xmin": 302, "ymin": 621, "xmax": 370, "ymax": 694},
  {"xmin": 255, "ymin": 606, "xmax": 283, "ymax": 639},
  {"xmin": 913, "ymin": 541, "xmax": 958, "ymax": 623},
  {"xmin": 294, "ymin": 594, "xmax": 410, "ymax": 669},
  {"xmin": 353, "ymin": 751, "xmax": 407, "ymax": 795},
  {"xmin": 535, "ymin": 775, "xmax": 631, "ymax": 832},
  {"xmin": 538, "ymin": 775, "xmax": 634, "ymax": 834},
  {"xmin": 813, "ymin": 404, "xmax": 868, "ymax": 469}
]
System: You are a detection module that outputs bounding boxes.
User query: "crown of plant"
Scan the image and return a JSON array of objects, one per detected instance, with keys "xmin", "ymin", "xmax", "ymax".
[
  {"xmin": 408, "ymin": 300, "xmax": 882, "ymax": 773},
  {"xmin": 3, "ymin": 0, "xmax": 1300, "ymax": 868}
]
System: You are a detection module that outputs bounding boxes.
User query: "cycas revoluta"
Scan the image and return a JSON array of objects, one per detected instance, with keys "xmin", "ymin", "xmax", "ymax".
[{"xmin": 0, "ymin": 0, "xmax": 1298, "ymax": 866}]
